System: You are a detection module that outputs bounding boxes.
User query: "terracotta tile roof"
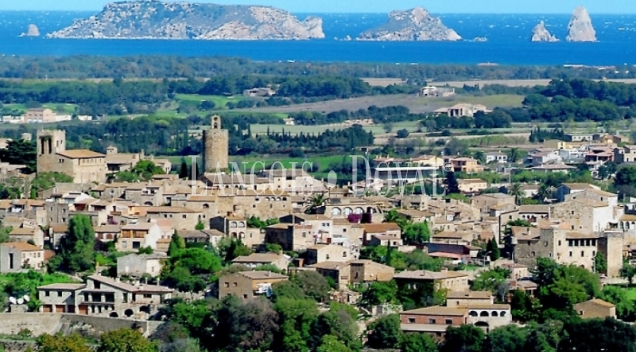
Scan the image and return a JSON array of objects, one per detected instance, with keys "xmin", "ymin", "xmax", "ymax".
[
  {"xmin": 402, "ymin": 306, "xmax": 467, "ymax": 316},
  {"xmin": 56, "ymin": 149, "xmax": 105, "ymax": 159},
  {"xmin": 232, "ymin": 253, "xmax": 284, "ymax": 264},
  {"xmin": 447, "ymin": 291, "xmax": 493, "ymax": 299},
  {"xmin": 394, "ymin": 270, "xmax": 468, "ymax": 280},
  {"xmin": 360, "ymin": 223, "xmax": 401, "ymax": 233},
  {"xmin": 2, "ymin": 242, "xmax": 41, "ymax": 251},
  {"xmin": 237, "ymin": 271, "xmax": 288, "ymax": 280}
]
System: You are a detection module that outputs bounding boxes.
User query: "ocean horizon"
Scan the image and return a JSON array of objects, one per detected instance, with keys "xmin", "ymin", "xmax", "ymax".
[{"xmin": 2, "ymin": 11, "xmax": 636, "ymax": 66}]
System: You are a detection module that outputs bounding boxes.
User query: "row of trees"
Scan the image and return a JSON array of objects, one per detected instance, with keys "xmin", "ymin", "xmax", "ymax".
[
  {"xmin": 368, "ymin": 315, "xmax": 636, "ymax": 352},
  {"xmin": 4, "ymin": 55, "xmax": 633, "ymax": 80}
]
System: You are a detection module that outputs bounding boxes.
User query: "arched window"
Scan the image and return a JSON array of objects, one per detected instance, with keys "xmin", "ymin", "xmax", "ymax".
[
  {"xmin": 480, "ymin": 311, "xmax": 489, "ymax": 317},
  {"xmin": 491, "ymin": 311, "xmax": 498, "ymax": 317},
  {"xmin": 500, "ymin": 311, "xmax": 507, "ymax": 317},
  {"xmin": 332, "ymin": 208, "xmax": 342, "ymax": 216},
  {"xmin": 203, "ymin": 204, "xmax": 210, "ymax": 209},
  {"xmin": 469, "ymin": 311, "xmax": 478, "ymax": 317}
]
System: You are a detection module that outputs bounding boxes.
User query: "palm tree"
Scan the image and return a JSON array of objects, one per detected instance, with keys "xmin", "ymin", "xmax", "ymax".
[
  {"xmin": 537, "ymin": 184, "xmax": 553, "ymax": 203},
  {"xmin": 305, "ymin": 193, "xmax": 326, "ymax": 214},
  {"xmin": 508, "ymin": 148, "xmax": 522, "ymax": 164},
  {"xmin": 473, "ymin": 151, "xmax": 486, "ymax": 165},
  {"xmin": 509, "ymin": 183, "xmax": 524, "ymax": 205}
]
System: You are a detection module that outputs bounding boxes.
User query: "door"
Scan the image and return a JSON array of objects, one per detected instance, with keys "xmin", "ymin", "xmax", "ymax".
[
  {"xmin": 78, "ymin": 305, "xmax": 89, "ymax": 315},
  {"xmin": 55, "ymin": 305, "xmax": 65, "ymax": 313},
  {"xmin": 42, "ymin": 305, "xmax": 53, "ymax": 313}
]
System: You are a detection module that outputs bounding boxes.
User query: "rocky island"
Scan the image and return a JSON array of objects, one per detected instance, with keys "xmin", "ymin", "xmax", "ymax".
[
  {"xmin": 358, "ymin": 7, "xmax": 461, "ymax": 41},
  {"xmin": 531, "ymin": 21, "xmax": 559, "ymax": 42},
  {"xmin": 21, "ymin": 24, "xmax": 40, "ymax": 37},
  {"xmin": 566, "ymin": 6, "xmax": 597, "ymax": 42},
  {"xmin": 47, "ymin": 1, "xmax": 324, "ymax": 40}
]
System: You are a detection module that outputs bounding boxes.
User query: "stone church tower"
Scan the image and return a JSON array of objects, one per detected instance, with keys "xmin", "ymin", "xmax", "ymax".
[
  {"xmin": 36, "ymin": 129, "xmax": 66, "ymax": 174},
  {"xmin": 202, "ymin": 115, "xmax": 229, "ymax": 172}
]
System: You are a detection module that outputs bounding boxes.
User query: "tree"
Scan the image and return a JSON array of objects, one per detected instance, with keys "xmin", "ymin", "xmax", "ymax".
[
  {"xmin": 471, "ymin": 268, "xmax": 510, "ymax": 294},
  {"xmin": 620, "ymin": 265, "xmax": 636, "ymax": 286},
  {"xmin": 403, "ymin": 222, "xmax": 431, "ymax": 245},
  {"xmin": 615, "ymin": 166, "xmax": 636, "ymax": 186},
  {"xmin": 486, "ymin": 239, "xmax": 501, "ymax": 261},
  {"xmin": 536, "ymin": 184, "xmax": 553, "ymax": 203},
  {"xmin": 367, "ymin": 314, "xmax": 401, "ymax": 349},
  {"xmin": 53, "ymin": 215, "xmax": 95, "ymax": 273},
  {"xmin": 396, "ymin": 129, "xmax": 410, "ymax": 138},
  {"xmin": 362, "ymin": 281, "xmax": 398, "ymax": 306},
  {"xmin": 594, "ymin": 252, "xmax": 607, "ymax": 274},
  {"xmin": 560, "ymin": 318, "xmax": 636, "ymax": 352},
  {"xmin": 317, "ymin": 335, "xmax": 352, "ymax": 352},
  {"xmin": 473, "ymin": 151, "xmax": 486, "ymax": 164},
  {"xmin": 168, "ymin": 232, "xmax": 185, "ymax": 256},
  {"xmin": 292, "ymin": 271, "xmax": 331, "ymax": 302},
  {"xmin": 399, "ymin": 332, "xmax": 438, "ymax": 352},
  {"xmin": 383, "ymin": 122, "xmax": 394, "ymax": 133},
  {"xmin": 37, "ymin": 334, "xmax": 91, "ymax": 352},
  {"xmin": 508, "ymin": 183, "xmax": 524, "ymax": 205},
  {"xmin": 483, "ymin": 325, "xmax": 528, "ymax": 352},
  {"xmin": 445, "ymin": 171, "xmax": 460, "ymax": 194},
  {"xmin": 194, "ymin": 221, "xmax": 205, "ymax": 231},
  {"xmin": 214, "ymin": 296, "xmax": 279, "ymax": 352},
  {"xmin": 274, "ymin": 297, "xmax": 319, "ymax": 352},
  {"xmin": 0, "ymin": 139, "xmax": 37, "ymax": 173},
  {"xmin": 312, "ymin": 303, "xmax": 361, "ymax": 351},
  {"xmin": 441, "ymin": 325, "xmax": 484, "ymax": 352},
  {"xmin": 98, "ymin": 328, "xmax": 157, "ymax": 352},
  {"xmin": 179, "ymin": 160, "xmax": 188, "ymax": 179},
  {"xmin": 598, "ymin": 285, "xmax": 636, "ymax": 320},
  {"xmin": 507, "ymin": 148, "xmax": 522, "ymax": 163}
]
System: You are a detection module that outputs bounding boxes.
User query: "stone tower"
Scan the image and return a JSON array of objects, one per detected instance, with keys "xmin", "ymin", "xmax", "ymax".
[
  {"xmin": 598, "ymin": 231, "xmax": 624, "ymax": 278},
  {"xmin": 36, "ymin": 129, "xmax": 66, "ymax": 174},
  {"xmin": 202, "ymin": 115, "xmax": 229, "ymax": 172}
]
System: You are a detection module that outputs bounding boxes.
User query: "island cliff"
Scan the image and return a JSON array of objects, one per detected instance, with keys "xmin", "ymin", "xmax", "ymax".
[
  {"xmin": 47, "ymin": 1, "xmax": 325, "ymax": 40},
  {"xmin": 358, "ymin": 7, "xmax": 461, "ymax": 41},
  {"xmin": 566, "ymin": 6, "xmax": 597, "ymax": 42},
  {"xmin": 21, "ymin": 24, "xmax": 40, "ymax": 37},
  {"xmin": 531, "ymin": 21, "xmax": 558, "ymax": 42}
]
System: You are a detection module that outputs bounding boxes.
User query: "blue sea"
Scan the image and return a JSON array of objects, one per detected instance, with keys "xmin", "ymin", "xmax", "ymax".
[{"xmin": 2, "ymin": 11, "xmax": 636, "ymax": 65}]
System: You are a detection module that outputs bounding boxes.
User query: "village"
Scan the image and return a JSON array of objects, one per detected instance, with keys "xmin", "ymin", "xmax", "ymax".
[{"xmin": 0, "ymin": 108, "xmax": 632, "ymax": 349}]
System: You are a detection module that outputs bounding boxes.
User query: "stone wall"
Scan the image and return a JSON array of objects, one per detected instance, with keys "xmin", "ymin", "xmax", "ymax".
[{"xmin": 0, "ymin": 313, "xmax": 163, "ymax": 338}]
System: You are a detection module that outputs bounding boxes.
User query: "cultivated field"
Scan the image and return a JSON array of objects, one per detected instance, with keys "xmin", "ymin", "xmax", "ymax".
[
  {"xmin": 431, "ymin": 78, "xmax": 636, "ymax": 88},
  {"xmin": 236, "ymin": 94, "xmax": 524, "ymax": 115}
]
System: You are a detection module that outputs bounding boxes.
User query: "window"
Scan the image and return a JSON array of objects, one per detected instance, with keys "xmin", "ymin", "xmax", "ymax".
[
  {"xmin": 408, "ymin": 318, "xmax": 415, "ymax": 324},
  {"xmin": 243, "ymin": 294, "xmax": 248, "ymax": 299},
  {"xmin": 144, "ymin": 294, "xmax": 152, "ymax": 298},
  {"xmin": 45, "ymin": 291, "xmax": 50, "ymax": 297},
  {"xmin": 445, "ymin": 319, "xmax": 453, "ymax": 325},
  {"xmin": 57, "ymin": 291, "xmax": 62, "ymax": 297},
  {"xmin": 233, "ymin": 282, "xmax": 238, "ymax": 287},
  {"xmin": 581, "ymin": 251, "xmax": 584, "ymax": 257},
  {"xmin": 224, "ymin": 282, "xmax": 229, "ymax": 288},
  {"xmin": 326, "ymin": 254, "xmax": 330, "ymax": 260},
  {"xmin": 569, "ymin": 251, "xmax": 573, "ymax": 257},
  {"xmin": 558, "ymin": 240, "xmax": 562, "ymax": 246},
  {"xmin": 428, "ymin": 318, "xmax": 436, "ymax": 324},
  {"xmin": 182, "ymin": 215, "xmax": 187, "ymax": 219},
  {"xmin": 343, "ymin": 251, "xmax": 347, "ymax": 257}
]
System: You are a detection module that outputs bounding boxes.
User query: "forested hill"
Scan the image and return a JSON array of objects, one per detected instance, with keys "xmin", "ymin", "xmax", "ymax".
[{"xmin": 0, "ymin": 55, "xmax": 633, "ymax": 81}]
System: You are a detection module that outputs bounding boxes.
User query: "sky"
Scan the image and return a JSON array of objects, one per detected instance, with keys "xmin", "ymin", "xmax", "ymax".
[{"xmin": 0, "ymin": 0, "xmax": 635, "ymax": 14}]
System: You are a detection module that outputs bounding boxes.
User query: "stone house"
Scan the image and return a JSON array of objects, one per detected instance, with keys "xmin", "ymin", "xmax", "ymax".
[
  {"xmin": 446, "ymin": 291, "xmax": 493, "ymax": 308},
  {"xmin": 447, "ymin": 157, "xmax": 484, "ymax": 173},
  {"xmin": 133, "ymin": 206, "xmax": 202, "ymax": 231},
  {"xmin": 556, "ymin": 183, "xmax": 600, "ymax": 202},
  {"xmin": 179, "ymin": 229, "xmax": 224, "ymax": 246},
  {"xmin": 117, "ymin": 253, "xmax": 168, "ymax": 278},
  {"xmin": 8, "ymin": 226, "xmax": 45, "ymax": 247},
  {"xmin": 307, "ymin": 262, "xmax": 351, "ymax": 289},
  {"xmin": 518, "ymin": 205, "xmax": 551, "ymax": 224},
  {"xmin": 393, "ymin": 270, "xmax": 470, "ymax": 292},
  {"xmin": 457, "ymin": 179, "xmax": 488, "ymax": 194},
  {"xmin": 471, "ymin": 193, "xmax": 516, "ymax": 217},
  {"xmin": 551, "ymin": 198, "xmax": 617, "ymax": 233},
  {"xmin": 360, "ymin": 223, "xmax": 401, "ymax": 245},
  {"xmin": 38, "ymin": 275, "xmax": 172, "ymax": 318},
  {"xmin": 216, "ymin": 190, "xmax": 293, "ymax": 220},
  {"xmin": 401, "ymin": 303, "xmax": 512, "ymax": 336},
  {"xmin": 614, "ymin": 145, "xmax": 636, "ymax": 164},
  {"xmin": 0, "ymin": 242, "xmax": 44, "ymax": 273},
  {"xmin": 349, "ymin": 260, "xmax": 395, "ymax": 285},
  {"xmin": 306, "ymin": 244, "xmax": 351, "ymax": 265},
  {"xmin": 218, "ymin": 271, "xmax": 288, "ymax": 300},
  {"xmin": 231, "ymin": 252, "xmax": 290, "ymax": 271},
  {"xmin": 265, "ymin": 223, "xmax": 315, "ymax": 251},
  {"xmin": 36, "ymin": 130, "xmax": 106, "ymax": 184},
  {"xmin": 94, "ymin": 225, "xmax": 121, "ymax": 243},
  {"xmin": 116, "ymin": 222, "xmax": 164, "ymax": 252},
  {"xmin": 25, "ymin": 108, "xmax": 56, "ymax": 123},
  {"xmin": 574, "ymin": 299, "xmax": 616, "ymax": 319},
  {"xmin": 280, "ymin": 214, "xmax": 334, "ymax": 243},
  {"xmin": 430, "ymin": 231, "xmax": 476, "ymax": 246}
]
